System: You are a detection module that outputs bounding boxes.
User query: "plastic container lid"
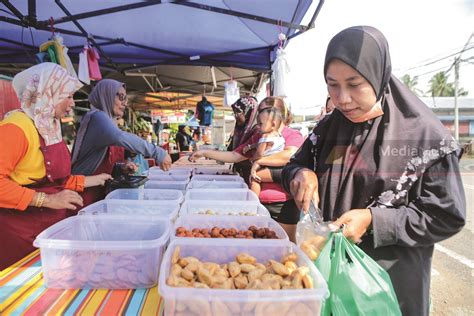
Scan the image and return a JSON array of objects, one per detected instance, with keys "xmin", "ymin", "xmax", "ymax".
[
  {"xmin": 78, "ymin": 199, "xmax": 180, "ymax": 221},
  {"xmin": 145, "ymin": 180, "xmax": 188, "ymax": 191},
  {"xmin": 148, "ymin": 167, "xmax": 191, "ymax": 175},
  {"xmin": 34, "ymin": 215, "xmax": 171, "ymax": 250},
  {"xmin": 105, "ymin": 189, "xmax": 184, "ymax": 204},
  {"xmin": 147, "ymin": 174, "xmax": 190, "ymax": 181},
  {"xmin": 186, "ymin": 180, "xmax": 248, "ymax": 190}
]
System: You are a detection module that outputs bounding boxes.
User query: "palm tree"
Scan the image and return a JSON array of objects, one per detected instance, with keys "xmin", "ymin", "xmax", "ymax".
[
  {"xmin": 428, "ymin": 71, "xmax": 469, "ymax": 97},
  {"xmin": 401, "ymin": 74, "xmax": 423, "ymax": 96},
  {"xmin": 428, "ymin": 72, "xmax": 450, "ymax": 97}
]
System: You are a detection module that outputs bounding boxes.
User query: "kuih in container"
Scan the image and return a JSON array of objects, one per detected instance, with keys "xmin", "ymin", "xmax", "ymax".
[
  {"xmin": 34, "ymin": 215, "xmax": 171, "ymax": 289},
  {"xmin": 184, "ymin": 189, "xmax": 258, "ymax": 202},
  {"xmin": 193, "ymin": 167, "xmax": 236, "ymax": 175},
  {"xmin": 172, "ymin": 215, "xmax": 288, "ymax": 240},
  {"xmin": 78, "ymin": 199, "xmax": 180, "ymax": 221},
  {"xmin": 179, "ymin": 200, "xmax": 270, "ymax": 217},
  {"xmin": 105, "ymin": 188, "xmax": 184, "ymax": 204},
  {"xmin": 159, "ymin": 239, "xmax": 328, "ymax": 316}
]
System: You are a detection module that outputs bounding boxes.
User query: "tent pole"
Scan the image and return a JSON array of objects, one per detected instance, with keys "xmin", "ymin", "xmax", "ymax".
[
  {"xmin": 0, "ymin": 16, "xmax": 184, "ymax": 58},
  {"xmin": 308, "ymin": 0, "xmax": 325, "ymax": 29},
  {"xmin": 28, "ymin": 0, "xmax": 36, "ymax": 26},
  {"xmin": 0, "ymin": 0, "xmax": 25, "ymax": 22},
  {"xmin": 37, "ymin": 1, "xmax": 163, "ymax": 26},
  {"xmin": 55, "ymin": 0, "xmax": 122, "ymax": 74}
]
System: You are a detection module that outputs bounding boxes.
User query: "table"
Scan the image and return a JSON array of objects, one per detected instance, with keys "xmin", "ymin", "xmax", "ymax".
[{"xmin": 0, "ymin": 250, "xmax": 164, "ymax": 315}]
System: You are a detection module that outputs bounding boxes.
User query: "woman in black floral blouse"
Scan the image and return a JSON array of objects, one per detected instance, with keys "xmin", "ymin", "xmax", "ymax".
[{"xmin": 282, "ymin": 26, "xmax": 466, "ymax": 316}]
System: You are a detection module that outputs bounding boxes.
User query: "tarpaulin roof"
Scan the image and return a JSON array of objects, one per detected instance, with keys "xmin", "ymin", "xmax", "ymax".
[
  {"xmin": 0, "ymin": 1, "xmax": 323, "ymax": 109},
  {"xmin": 0, "ymin": 0, "xmax": 321, "ymax": 71}
]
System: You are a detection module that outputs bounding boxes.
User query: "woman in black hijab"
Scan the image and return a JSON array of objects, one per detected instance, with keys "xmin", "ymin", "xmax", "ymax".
[{"xmin": 282, "ymin": 26, "xmax": 466, "ymax": 315}]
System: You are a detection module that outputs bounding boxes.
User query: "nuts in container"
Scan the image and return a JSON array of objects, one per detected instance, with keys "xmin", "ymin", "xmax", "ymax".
[
  {"xmin": 175, "ymin": 226, "xmax": 278, "ymax": 239},
  {"xmin": 197, "ymin": 209, "xmax": 256, "ymax": 216},
  {"xmin": 166, "ymin": 247, "xmax": 314, "ymax": 291}
]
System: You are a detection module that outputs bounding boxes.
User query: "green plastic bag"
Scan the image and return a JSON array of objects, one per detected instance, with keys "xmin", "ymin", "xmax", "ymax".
[{"xmin": 315, "ymin": 232, "xmax": 401, "ymax": 316}]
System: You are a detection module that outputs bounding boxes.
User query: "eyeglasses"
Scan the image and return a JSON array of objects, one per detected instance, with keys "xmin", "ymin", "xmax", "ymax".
[
  {"xmin": 257, "ymin": 106, "xmax": 273, "ymax": 114},
  {"xmin": 116, "ymin": 93, "xmax": 128, "ymax": 102}
]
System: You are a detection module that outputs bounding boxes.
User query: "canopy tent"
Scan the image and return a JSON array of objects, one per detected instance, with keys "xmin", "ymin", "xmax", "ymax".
[{"xmin": 0, "ymin": 0, "xmax": 324, "ymax": 109}]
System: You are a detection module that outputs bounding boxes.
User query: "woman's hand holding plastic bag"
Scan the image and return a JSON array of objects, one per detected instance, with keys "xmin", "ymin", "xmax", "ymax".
[{"xmin": 315, "ymin": 232, "xmax": 401, "ymax": 316}]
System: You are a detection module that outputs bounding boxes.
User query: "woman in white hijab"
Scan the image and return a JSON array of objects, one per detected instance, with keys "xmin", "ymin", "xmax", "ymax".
[{"xmin": 0, "ymin": 63, "xmax": 110, "ymax": 269}]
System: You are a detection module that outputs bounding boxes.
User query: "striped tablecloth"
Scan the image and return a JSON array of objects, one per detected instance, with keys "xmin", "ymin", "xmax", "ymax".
[{"xmin": 0, "ymin": 250, "xmax": 164, "ymax": 315}]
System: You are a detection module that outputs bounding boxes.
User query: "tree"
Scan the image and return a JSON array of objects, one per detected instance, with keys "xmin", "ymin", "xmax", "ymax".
[
  {"xmin": 428, "ymin": 71, "xmax": 469, "ymax": 97},
  {"xmin": 401, "ymin": 74, "xmax": 423, "ymax": 96},
  {"xmin": 428, "ymin": 72, "xmax": 450, "ymax": 97}
]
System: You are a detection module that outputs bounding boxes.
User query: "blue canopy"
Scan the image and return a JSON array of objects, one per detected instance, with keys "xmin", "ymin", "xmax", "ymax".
[{"xmin": 0, "ymin": 1, "xmax": 321, "ymax": 71}]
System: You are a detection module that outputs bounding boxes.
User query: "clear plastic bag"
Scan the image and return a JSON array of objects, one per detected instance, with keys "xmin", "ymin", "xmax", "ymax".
[
  {"xmin": 296, "ymin": 205, "xmax": 336, "ymax": 262},
  {"xmin": 223, "ymin": 80, "xmax": 240, "ymax": 106}
]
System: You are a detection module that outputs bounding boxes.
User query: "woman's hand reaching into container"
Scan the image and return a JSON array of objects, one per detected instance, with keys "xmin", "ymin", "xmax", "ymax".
[
  {"xmin": 289, "ymin": 168, "xmax": 319, "ymax": 213},
  {"xmin": 159, "ymin": 154, "xmax": 172, "ymax": 171},
  {"xmin": 122, "ymin": 161, "xmax": 138, "ymax": 174},
  {"xmin": 188, "ymin": 150, "xmax": 207, "ymax": 162}
]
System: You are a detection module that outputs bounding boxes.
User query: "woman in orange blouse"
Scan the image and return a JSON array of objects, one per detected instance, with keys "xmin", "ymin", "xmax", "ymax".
[{"xmin": 0, "ymin": 63, "xmax": 111, "ymax": 270}]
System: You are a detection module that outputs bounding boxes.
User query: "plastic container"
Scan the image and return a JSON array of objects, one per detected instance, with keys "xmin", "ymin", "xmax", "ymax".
[
  {"xmin": 34, "ymin": 215, "xmax": 171, "ymax": 289},
  {"xmin": 169, "ymin": 166, "xmax": 194, "ymax": 172},
  {"xmin": 159, "ymin": 239, "xmax": 328, "ymax": 316},
  {"xmin": 148, "ymin": 167, "xmax": 191, "ymax": 175},
  {"xmin": 145, "ymin": 180, "xmax": 189, "ymax": 191},
  {"xmin": 172, "ymin": 215, "xmax": 288, "ymax": 240},
  {"xmin": 184, "ymin": 189, "xmax": 258, "ymax": 202},
  {"xmin": 186, "ymin": 180, "xmax": 248, "ymax": 190},
  {"xmin": 105, "ymin": 189, "xmax": 184, "ymax": 204},
  {"xmin": 191, "ymin": 174, "xmax": 244, "ymax": 182},
  {"xmin": 179, "ymin": 200, "xmax": 270, "ymax": 217},
  {"xmin": 78, "ymin": 200, "xmax": 180, "ymax": 221},
  {"xmin": 193, "ymin": 167, "xmax": 236, "ymax": 175},
  {"xmin": 147, "ymin": 174, "xmax": 190, "ymax": 182}
]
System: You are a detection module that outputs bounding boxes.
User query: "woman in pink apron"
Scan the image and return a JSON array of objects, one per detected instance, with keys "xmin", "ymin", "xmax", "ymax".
[
  {"xmin": 0, "ymin": 63, "xmax": 110, "ymax": 270},
  {"xmin": 71, "ymin": 79, "xmax": 172, "ymax": 206}
]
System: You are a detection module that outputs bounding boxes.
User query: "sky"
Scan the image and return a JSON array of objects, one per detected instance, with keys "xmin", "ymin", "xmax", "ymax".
[{"xmin": 284, "ymin": 0, "xmax": 474, "ymax": 115}]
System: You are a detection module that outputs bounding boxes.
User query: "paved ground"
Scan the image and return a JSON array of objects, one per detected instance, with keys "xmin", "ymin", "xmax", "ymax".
[{"xmin": 430, "ymin": 156, "xmax": 474, "ymax": 315}]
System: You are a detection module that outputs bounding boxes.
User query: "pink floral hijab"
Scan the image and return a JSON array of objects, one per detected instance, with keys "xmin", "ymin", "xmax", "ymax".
[{"xmin": 12, "ymin": 63, "xmax": 83, "ymax": 145}]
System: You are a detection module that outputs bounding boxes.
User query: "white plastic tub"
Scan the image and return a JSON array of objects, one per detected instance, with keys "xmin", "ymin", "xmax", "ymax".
[
  {"xmin": 147, "ymin": 174, "xmax": 190, "ymax": 182},
  {"xmin": 179, "ymin": 200, "xmax": 270, "ymax": 217},
  {"xmin": 105, "ymin": 189, "xmax": 184, "ymax": 204},
  {"xmin": 186, "ymin": 180, "xmax": 248, "ymax": 190},
  {"xmin": 145, "ymin": 180, "xmax": 188, "ymax": 191},
  {"xmin": 184, "ymin": 189, "xmax": 257, "ymax": 201},
  {"xmin": 148, "ymin": 167, "xmax": 192, "ymax": 175},
  {"xmin": 172, "ymin": 215, "xmax": 288, "ymax": 240},
  {"xmin": 78, "ymin": 200, "xmax": 180, "ymax": 221},
  {"xmin": 34, "ymin": 215, "xmax": 171, "ymax": 289},
  {"xmin": 159, "ymin": 239, "xmax": 328, "ymax": 316},
  {"xmin": 191, "ymin": 174, "xmax": 244, "ymax": 182},
  {"xmin": 193, "ymin": 167, "xmax": 235, "ymax": 175}
]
